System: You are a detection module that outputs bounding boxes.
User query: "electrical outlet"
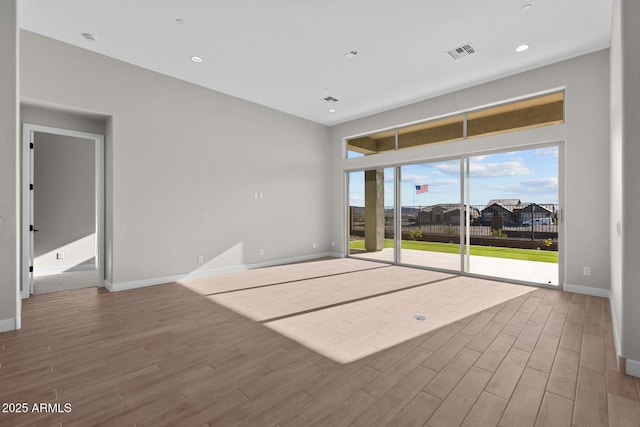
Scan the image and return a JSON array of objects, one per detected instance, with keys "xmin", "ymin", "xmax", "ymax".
[
  {"xmin": 313, "ymin": 242, "xmax": 317, "ymax": 249},
  {"xmin": 56, "ymin": 252, "xmax": 64, "ymax": 260},
  {"xmin": 331, "ymin": 241, "xmax": 336, "ymax": 248},
  {"xmin": 583, "ymin": 267, "xmax": 592, "ymax": 276},
  {"xmin": 259, "ymin": 248, "xmax": 265, "ymax": 256},
  {"xmin": 197, "ymin": 255, "xmax": 204, "ymax": 264}
]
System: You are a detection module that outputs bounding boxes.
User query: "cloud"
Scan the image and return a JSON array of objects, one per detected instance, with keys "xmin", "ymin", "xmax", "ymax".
[
  {"xmin": 430, "ymin": 178, "xmax": 458, "ymax": 187},
  {"xmin": 422, "ymin": 163, "xmax": 460, "ymax": 176},
  {"xmin": 469, "ymin": 161, "xmax": 532, "ymax": 177},
  {"xmin": 401, "ymin": 174, "xmax": 457, "ymax": 187},
  {"xmin": 482, "ymin": 177, "xmax": 558, "ymax": 194},
  {"xmin": 433, "ymin": 160, "xmax": 531, "ymax": 177},
  {"xmin": 535, "ymin": 147, "xmax": 559, "ymax": 157},
  {"xmin": 428, "ymin": 187, "xmax": 459, "ymax": 194},
  {"xmin": 401, "ymin": 173, "xmax": 429, "ymax": 185},
  {"xmin": 520, "ymin": 178, "xmax": 558, "ymax": 192}
]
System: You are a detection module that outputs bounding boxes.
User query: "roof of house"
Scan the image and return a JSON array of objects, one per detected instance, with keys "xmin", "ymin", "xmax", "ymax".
[
  {"xmin": 420, "ymin": 204, "xmax": 480, "ymax": 214},
  {"xmin": 487, "ymin": 199, "xmax": 521, "ymax": 207},
  {"xmin": 514, "ymin": 203, "xmax": 554, "ymax": 213}
]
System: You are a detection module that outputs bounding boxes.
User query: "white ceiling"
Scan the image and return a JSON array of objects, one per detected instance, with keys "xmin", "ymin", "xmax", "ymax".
[{"xmin": 18, "ymin": 0, "xmax": 613, "ymax": 126}]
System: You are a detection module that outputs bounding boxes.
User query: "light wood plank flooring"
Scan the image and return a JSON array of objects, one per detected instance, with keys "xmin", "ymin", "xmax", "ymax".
[{"xmin": 1, "ymin": 259, "xmax": 639, "ymax": 426}]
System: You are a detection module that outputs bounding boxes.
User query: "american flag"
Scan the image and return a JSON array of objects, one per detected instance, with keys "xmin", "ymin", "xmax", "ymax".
[{"xmin": 415, "ymin": 184, "xmax": 429, "ymax": 194}]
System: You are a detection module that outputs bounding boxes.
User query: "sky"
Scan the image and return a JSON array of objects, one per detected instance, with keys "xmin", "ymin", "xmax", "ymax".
[{"xmin": 348, "ymin": 146, "xmax": 558, "ymax": 207}]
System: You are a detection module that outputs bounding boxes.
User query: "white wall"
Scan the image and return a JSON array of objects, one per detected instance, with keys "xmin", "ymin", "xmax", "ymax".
[
  {"xmin": 609, "ymin": 0, "xmax": 624, "ymax": 367},
  {"xmin": 611, "ymin": 0, "xmax": 640, "ymax": 375},
  {"xmin": 33, "ymin": 133, "xmax": 96, "ymax": 272},
  {"xmin": 0, "ymin": 0, "xmax": 19, "ymax": 331},
  {"xmin": 330, "ymin": 50, "xmax": 610, "ymax": 292},
  {"xmin": 20, "ymin": 30, "xmax": 331, "ymax": 287}
]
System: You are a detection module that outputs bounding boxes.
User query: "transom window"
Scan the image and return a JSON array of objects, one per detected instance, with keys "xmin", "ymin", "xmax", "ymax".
[{"xmin": 347, "ymin": 91, "xmax": 564, "ymax": 158}]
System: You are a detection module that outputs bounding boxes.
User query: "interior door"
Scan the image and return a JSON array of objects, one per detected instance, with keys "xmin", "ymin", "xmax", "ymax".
[
  {"xmin": 28, "ymin": 139, "xmax": 35, "ymax": 295},
  {"xmin": 21, "ymin": 128, "xmax": 35, "ymax": 298}
]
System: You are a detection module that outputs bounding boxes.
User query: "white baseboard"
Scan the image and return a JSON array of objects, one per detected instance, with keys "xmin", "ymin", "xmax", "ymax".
[
  {"xmin": 246, "ymin": 252, "xmax": 339, "ymax": 270},
  {"xmin": 626, "ymin": 358, "xmax": 640, "ymax": 377},
  {"xmin": 563, "ymin": 282, "xmax": 610, "ymax": 298},
  {"xmin": 0, "ymin": 318, "xmax": 17, "ymax": 333},
  {"xmin": 34, "ymin": 263, "xmax": 96, "ymax": 277},
  {"xmin": 609, "ymin": 296, "xmax": 623, "ymax": 371},
  {"xmin": 103, "ymin": 280, "xmax": 114, "ymax": 292},
  {"xmin": 105, "ymin": 253, "xmax": 338, "ymax": 293},
  {"xmin": 104, "ymin": 263, "xmax": 248, "ymax": 292}
]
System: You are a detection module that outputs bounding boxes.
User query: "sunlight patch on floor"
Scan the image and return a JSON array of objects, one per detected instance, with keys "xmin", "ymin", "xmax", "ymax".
[
  {"xmin": 183, "ymin": 258, "xmax": 535, "ymax": 364},
  {"xmin": 264, "ymin": 275, "xmax": 533, "ymax": 363}
]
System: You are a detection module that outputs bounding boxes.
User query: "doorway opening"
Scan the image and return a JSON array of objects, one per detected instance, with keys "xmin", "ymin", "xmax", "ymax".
[{"xmin": 21, "ymin": 124, "xmax": 104, "ymax": 297}]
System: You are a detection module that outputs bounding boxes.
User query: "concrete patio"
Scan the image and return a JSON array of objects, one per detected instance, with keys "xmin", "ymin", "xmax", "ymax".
[{"xmin": 351, "ymin": 247, "xmax": 559, "ymax": 286}]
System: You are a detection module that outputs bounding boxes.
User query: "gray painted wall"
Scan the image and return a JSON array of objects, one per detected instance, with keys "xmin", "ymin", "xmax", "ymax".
[
  {"xmin": 330, "ymin": 50, "xmax": 610, "ymax": 292},
  {"xmin": 611, "ymin": 0, "xmax": 640, "ymax": 370},
  {"xmin": 20, "ymin": 30, "xmax": 331, "ymax": 285},
  {"xmin": 21, "ymin": 104, "xmax": 108, "ymax": 135},
  {"xmin": 33, "ymin": 133, "xmax": 96, "ymax": 271},
  {"xmin": 0, "ymin": 0, "xmax": 18, "ymax": 330}
]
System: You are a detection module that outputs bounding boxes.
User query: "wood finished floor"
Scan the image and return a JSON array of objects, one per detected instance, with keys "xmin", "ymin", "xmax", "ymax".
[{"xmin": 1, "ymin": 260, "xmax": 640, "ymax": 426}]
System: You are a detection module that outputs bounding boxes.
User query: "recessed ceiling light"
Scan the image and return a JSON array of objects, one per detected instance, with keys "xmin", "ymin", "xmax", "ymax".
[
  {"xmin": 328, "ymin": 108, "xmax": 336, "ymax": 113},
  {"xmin": 176, "ymin": 18, "xmax": 184, "ymax": 24},
  {"xmin": 81, "ymin": 33, "xmax": 96, "ymax": 42},
  {"xmin": 190, "ymin": 56, "xmax": 203, "ymax": 63},
  {"xmin": 344, "ymin": 50, "xmax": 358, "ymax": 59},
  {"xmin": 522, "ymin": 4, "xmax": 532, "ymax": 11},
  {"xmin": 515, "ymin": 44, "xmax": 530, "ymax": 52}
]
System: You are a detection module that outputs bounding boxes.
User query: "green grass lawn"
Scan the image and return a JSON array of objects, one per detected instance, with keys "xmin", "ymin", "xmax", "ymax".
[{"xmin": 350, "ymin": 239, "xmax": 558, "ymax": 263}]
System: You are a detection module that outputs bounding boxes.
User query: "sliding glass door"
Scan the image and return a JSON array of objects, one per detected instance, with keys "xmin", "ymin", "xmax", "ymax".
[
  {"xmin": 398, "ymin": 160, "xmax": 462, "ymax": 271},
  {"xmin": 465, "ymin": 147, "xmax": 559, "ymax": 285},
  {"xmin": 347, "ymin": 145, "xmax": 560, "ymax": 286},
  {"xmin": 348, "ymin": 168, "xmax": 395, "ymax": 263}
]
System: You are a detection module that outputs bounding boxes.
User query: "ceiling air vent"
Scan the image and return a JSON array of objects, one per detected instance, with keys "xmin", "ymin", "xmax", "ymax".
[
  {"xmin": 447, "ymin": 43, "xmax": 476, "ymax": 60},
  {"xmin": 323, "ymin": 96, "xmax": 339, "ymax": 103}
]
